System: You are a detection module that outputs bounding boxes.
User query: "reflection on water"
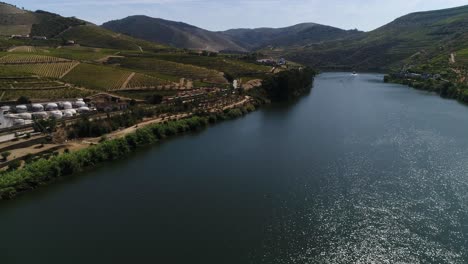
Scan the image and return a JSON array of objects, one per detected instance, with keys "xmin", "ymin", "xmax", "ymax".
[{"xmin": 1, "ymin": 73, "xmax": 468, "ymax": 264}]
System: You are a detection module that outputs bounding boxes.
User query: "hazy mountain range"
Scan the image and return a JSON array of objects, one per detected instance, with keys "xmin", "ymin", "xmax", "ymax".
[
  {"xmin": 2, "ymin": 1, "xmax": 468, "ymax": 72},
  {"xmin": 102, "ymin": 16, "xmax": 363, "ymax": 52}
]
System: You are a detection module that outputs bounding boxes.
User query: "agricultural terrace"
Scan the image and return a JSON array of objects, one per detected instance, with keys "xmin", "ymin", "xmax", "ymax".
[
  {"xmin": 1, "ymin": 62, "xmax": 80, "ymax": 79},
  {"xmin": 152, "ymin": 54, "xmax": 272, "ymax": 78},
  {"xmin": 0, "ymin": 87, "xmax": 95, "ymax": 101},
  {"xmin": 115, "ymin": 90, "xmax": 178, "ymax": 101},
  {"xmin": 121, "ymin": 73, "xmax": 172, "ymax": 91},
  {"xmin": 62, "ymin": 63, "xmax": 133, "ymax": 91},
  {"xmin": 113, "ymin": 57, "xmax": 228, "ymax": 84},
  {"xmin": 0, "ymin": 78, "xmax": 65, "ymax": 90},
  {"xmin": 47, "ymin": 47, "xmax": 118, "ymax": 62},
  {"xmin": 7, "ymin": 46, "xmax": 37, "ymax": 53},
  {"xmin": 0, "ymin": 54, "xmax": 70, "ymax": 64}
]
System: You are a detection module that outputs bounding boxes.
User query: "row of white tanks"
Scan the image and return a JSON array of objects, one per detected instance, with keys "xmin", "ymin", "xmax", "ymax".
[{"xmin": 1, "ymin": 99, "xmax": 92, "ymax": 125}]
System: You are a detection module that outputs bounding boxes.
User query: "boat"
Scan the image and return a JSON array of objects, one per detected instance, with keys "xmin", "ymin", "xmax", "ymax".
[{"xmin": 352, "ymin": 71, "xmax": 358, "ymax": 76}]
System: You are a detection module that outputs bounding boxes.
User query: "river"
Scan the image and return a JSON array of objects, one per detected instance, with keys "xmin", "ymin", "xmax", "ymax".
[{"xmin": 1, "ymin": 72, "xmax": 468, "ymax": 263}]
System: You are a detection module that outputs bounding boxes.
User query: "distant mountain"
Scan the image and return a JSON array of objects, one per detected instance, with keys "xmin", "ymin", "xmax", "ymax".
[
  {"xmin": 102, "ymin": 16, "xmax": 363, "ymax": 52},
  {"xmin": 0, "ymin": 2, "xmax": 165, "ymax": 51},
  {"xmin": 222, "ymin": 23, "xmax": 363, "ymax": 50},
  {"xmin": 278, "ymin": 5, "xmax": 468, "ymax": 71},
  {"xmin": 102, "ymin": 16, "xmax": 247, "ymax": 52}
]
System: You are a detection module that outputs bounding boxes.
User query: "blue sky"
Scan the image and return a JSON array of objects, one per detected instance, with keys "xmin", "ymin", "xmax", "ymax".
[{"xmin": 6, "ymin": 0, "xmax": 468, "ymax": 31}]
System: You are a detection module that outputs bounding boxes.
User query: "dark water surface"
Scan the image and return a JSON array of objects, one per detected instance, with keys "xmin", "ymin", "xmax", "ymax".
[{"xmin": 2, "ymin": 72, "xmax": 468, "ymax": 263}]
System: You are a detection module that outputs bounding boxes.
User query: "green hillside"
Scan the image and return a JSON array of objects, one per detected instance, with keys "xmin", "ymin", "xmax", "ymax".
[
  {"xmin": 275, "ymin": 5, "xmax": 468, "ymax": 72},
  {"xmin": 59, "ymin": 25, "xmax": 167, "ymax": 51},
  {"xmin": 103, "ymin": 16, "xmax": 246, "ymax": 52},
  {"xmin": 0, "ymin": 2, "xmax": 168, "ymax": 52}
]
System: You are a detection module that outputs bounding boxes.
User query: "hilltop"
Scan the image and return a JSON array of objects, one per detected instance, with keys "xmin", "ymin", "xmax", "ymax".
[
  {"xmin": 102, "ymin": 16, "xmax": 363, "ymax": 52},
  {"xmin": 222, "ymin": 23, "xmax": 362, "ymax": 50},
  {"xmin": 102, "ymin": 16, "xmax": 247, "ymax": 52},
  {"xmin": 0, "ymin": 2, "xmax": 166, "ymax": 51},
  {"xmin": 275, "ymin": 5, "xmax": 468, "ymax": 73}
]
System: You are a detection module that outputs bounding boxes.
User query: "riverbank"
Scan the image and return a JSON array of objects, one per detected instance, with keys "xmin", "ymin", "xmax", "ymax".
[
  {"xmin": 384, "ymin": 74, "xmax": 468, "ymax": 103},
  {"xmin": 0, "ymin": 102, "xmax": 258, "ymax": 200},
  {"xmin": 0, "ymin": 68, "xmax": 317, "ymax": 200},
  {"xmin": 3, "ymin": 73, "xmax": 467, "ymax": 264}
]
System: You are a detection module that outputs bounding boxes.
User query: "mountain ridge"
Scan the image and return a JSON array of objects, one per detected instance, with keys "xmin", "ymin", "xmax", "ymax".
[
  {"xmin": 102, "ymin": 16, "xmax": 363, "ymax": 52},
  {"xmin": 0, "ymin": 2, "xmax": 166, "ymax": 51}
]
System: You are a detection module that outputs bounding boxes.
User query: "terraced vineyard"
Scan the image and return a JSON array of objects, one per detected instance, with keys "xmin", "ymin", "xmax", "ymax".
[
  {"xmin": 0, "ymin": 87, "xmax": 95, "ymax": 101},
  {"xmin": 0, "ymin": 54, "xmax": 70, "ymax": 64},
  {"xmin": 62, "ymin": 63, "xmax": 133, "ymax": 91},
  {"xmin": 0, "ymin": 79, "xmax": 66, "ymax": 90},
  {"xmin": 114, "ymin": 57, "xmax": 228, "ymax": 84},
  {"xmin": 47, "ymin": 47, "xmax": 118, "ymax": 61},
  {"xmin": 0, "ymin": 76, "xmax": 94, "ymax": 100},
  {"xmin": 152, "ymin": 54, "xmax": 272, "ymax": 77},
  {"xmin": 2, "ymin": 62, "xmax": 80, "ymax": 78},
  {"xmin": 122, "ymin": 73, "xmax": 172, "ymax": 90},
  {"xmin": 8, "ymin": 46, "xmax": 37, "ymax": 53}
]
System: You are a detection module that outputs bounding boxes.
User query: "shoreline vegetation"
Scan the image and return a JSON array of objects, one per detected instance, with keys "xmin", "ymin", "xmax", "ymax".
[
  {"xmin": 384, "ymin": 74, "xmax": 468, "ymax": 103},
  {"xmin": 0, "ymin": 68, "xmax": 317, "ymax": 200}
]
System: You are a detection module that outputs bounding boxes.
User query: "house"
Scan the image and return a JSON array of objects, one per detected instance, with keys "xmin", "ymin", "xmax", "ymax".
[{"xmin": 87, "ymin": 93, "xmax": 130, "ymax": 112}]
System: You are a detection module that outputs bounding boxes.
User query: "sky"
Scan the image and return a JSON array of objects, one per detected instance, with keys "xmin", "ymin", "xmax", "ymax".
[{"xmin": 6, "ymin": 0, "xmax": 468, "ymax": 31}]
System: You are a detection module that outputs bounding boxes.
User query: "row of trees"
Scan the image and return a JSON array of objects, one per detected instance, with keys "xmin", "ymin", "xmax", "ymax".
[
  {"xmin": 0, "ymin": 105, "xmax": 257, "ymax": 200},
  {"xmin": 67, "ymin": 106, "xmax": 184, "ymax": 139}
]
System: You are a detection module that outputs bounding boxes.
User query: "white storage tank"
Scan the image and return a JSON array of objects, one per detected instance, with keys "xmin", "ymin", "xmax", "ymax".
[
  {"xmin": 67, "ymin": 109, "xmax": 77, "ymax": 115},
  {"xmin": 61, "ymin": 102, "xmax": 73, "ymax": 110},
  {"xmin": 13, "ymin": 119, "xmax": 25, "ymax": 126},
  {"xmin": 63, "ymin": 111, "xmax": 74, "ymax": 118},
  {"xmin": 50, "ymin": 110, "xmax": 63, "ymax": 119},
  {"xmin": 46, "ymin": 103, "xmax": 59, "ymax": 111},
  {"xmin": 75, "ymin": 101, "xmax": 86, "ymax": 108},
  {"xmin": 1, "ymin": 106, "xmax": 11, "ymax": 112},
  {"xmin": 32, "ymin": 112, "xmax": 48, "ymax": 119},
  {"xmin": 77, "ymin": 98, "xmax": 84, "ymax": 102},
  {"xmin": 77, "ymin": 106, "xmax": 91, "ymax": 113},
  {"xmin": 18, "ymin": 113, "xmax": 32, "ymax": 120},
  {"xmin": 16, "ymin": 105, "xmax": 28, "ymax": 113},
  {"xmin": 32, "ymin": 104, "xmax": 44, "ymax": 112}
]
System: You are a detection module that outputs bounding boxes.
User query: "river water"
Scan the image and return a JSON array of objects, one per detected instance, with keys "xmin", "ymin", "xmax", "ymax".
[{"xmin": 1, "ymin": 72, "xmax": 468, "ymax": 263}]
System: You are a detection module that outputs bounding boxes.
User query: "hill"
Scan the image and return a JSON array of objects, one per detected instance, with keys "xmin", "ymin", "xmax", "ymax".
[
  {"xmin": 0, "ymin": 2, "xmax": 166, "ymax": 51},
  {"xmin": 102, "ymin": 16, "xmax": 363, "ymax": 52},
  {"xmin": 102, "ymin": 16, "xmax": 247, "ymax": 52},
  {"xmin": 275, "ymin": 5, "xmax": 468, "ymax": 72},
  {"xmin": 222, "ymin": 23, "xmax": 362, "ymax": 50}
]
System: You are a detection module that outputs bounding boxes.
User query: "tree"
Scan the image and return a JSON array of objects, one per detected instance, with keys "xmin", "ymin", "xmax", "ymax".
[
  {"xmin": 17, "ymin": 96, "xmax": 30, "ymax": 104},
  {"xmin": 7, "ymin": 160, "xmax": 21, "ymax": 171},
  {"xmin": 1, "ymin": 151, "xmax": 11, "ymax": 161}
]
